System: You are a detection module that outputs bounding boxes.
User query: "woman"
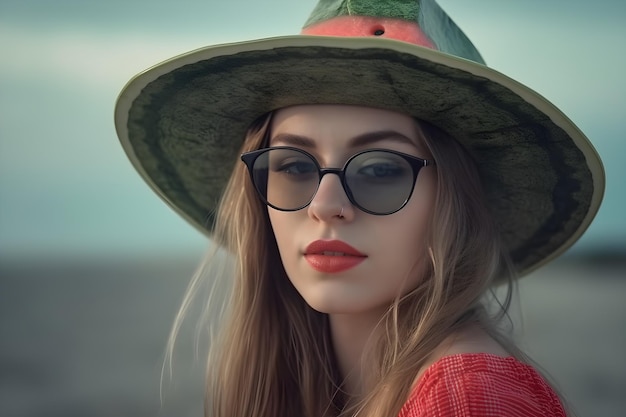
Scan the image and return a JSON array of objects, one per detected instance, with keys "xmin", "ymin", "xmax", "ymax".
[{"xmin": 114, "ymin": 0, "xmax": 604, "ymax": 416}]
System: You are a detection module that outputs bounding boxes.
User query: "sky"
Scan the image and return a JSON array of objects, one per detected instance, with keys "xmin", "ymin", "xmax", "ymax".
[{"xmin": 0, "ymin": 0, "xmax": 625, "ymax": 260}]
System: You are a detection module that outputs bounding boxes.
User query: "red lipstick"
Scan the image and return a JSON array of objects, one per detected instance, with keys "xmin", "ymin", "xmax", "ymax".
[{"xmin": 304, "ymin": 240, "xmax": 367, "ymax": 273}]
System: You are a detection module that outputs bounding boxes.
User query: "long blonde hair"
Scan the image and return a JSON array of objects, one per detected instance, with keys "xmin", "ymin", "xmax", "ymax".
[{"xmin": 172, "ymin": 112, "xmax": 527, "ymax": 417}]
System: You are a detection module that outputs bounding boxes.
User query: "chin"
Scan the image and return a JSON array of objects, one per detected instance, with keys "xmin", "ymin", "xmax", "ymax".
[{"xmin": 300, "ymin": 291, "xmax": 391, "ymax": 316}]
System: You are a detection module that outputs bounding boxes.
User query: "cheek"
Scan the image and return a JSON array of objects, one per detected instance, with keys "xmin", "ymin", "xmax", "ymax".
[
  {"xmin": 411, "ymin": 168, "xmax": 437, "ymax": 238},
  {"xmin": 268, "ymin": 209, "xmax": 296, "ymax": 256},
  {"xmin": 268, "ymin": 209, "xmax": 284, "ymax": 243},
  {"xmin": 387, "ymin": 223, "xmax": 431, "ymax": 295},
  {"xmin": 379, "ymin": 217, "xmax": 429, "ymax": 275},
  {"xmin": 389, "ymin": 174, "xmax": 436, "ymax": 278}
]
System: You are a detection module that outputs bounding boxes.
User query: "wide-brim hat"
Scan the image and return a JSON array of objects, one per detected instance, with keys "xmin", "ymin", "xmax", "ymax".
[{"xmin": 114, "ymin": 0, "xmax": 604, "ymax": 276}]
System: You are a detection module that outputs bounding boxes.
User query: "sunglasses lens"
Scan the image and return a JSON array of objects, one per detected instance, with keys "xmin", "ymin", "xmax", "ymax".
[
  {"xmin": 251, "ymin": 148, "xmax": 320, "ymax": 210},
  {"xmin": 345, "ymin": 151, "xmax": 415, "ymax": 214}
]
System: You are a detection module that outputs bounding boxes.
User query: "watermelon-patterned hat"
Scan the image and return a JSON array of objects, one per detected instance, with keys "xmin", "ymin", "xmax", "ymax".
[{"xmin": 115, "ymin": 0, "xmax": 604, "ymax": 276}]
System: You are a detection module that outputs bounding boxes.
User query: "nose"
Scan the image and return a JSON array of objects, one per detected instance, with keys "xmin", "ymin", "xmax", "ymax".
[{"xmin": 307, "ymin": 172, "xmax": 354, "ymax": 222}]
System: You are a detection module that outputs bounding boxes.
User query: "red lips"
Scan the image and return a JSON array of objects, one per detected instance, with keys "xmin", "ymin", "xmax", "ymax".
[{"xmin": 304, "ymin": 240, "xmax": 367, "ymax": 273}]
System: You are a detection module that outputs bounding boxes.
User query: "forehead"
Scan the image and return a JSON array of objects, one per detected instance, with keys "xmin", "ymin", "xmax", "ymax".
[{"xmin": 270, "ymin": 104, "xmax": 423, "ymax": 148}]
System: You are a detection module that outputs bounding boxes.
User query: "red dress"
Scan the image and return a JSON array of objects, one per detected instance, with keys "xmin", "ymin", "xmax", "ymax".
[{"xmin": 398, "ymin": 353, "xmax": 567, "ymax": 417}]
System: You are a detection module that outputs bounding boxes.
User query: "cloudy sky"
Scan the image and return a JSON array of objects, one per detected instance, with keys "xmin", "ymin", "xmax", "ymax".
[{"xmin": 1, "ymin": 0, "xmax": 624, "ymax": 259}]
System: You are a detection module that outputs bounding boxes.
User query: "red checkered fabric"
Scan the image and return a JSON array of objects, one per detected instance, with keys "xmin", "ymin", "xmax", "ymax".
[{"xmin": 399, "ymin": 353, "xmax": 566, "ymax": 417}]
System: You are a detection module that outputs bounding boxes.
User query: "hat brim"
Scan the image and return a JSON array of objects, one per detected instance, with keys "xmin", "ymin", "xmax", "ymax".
[{"xmin": 115, "ymin": 35, "xmax": 604, "ymax": 276}]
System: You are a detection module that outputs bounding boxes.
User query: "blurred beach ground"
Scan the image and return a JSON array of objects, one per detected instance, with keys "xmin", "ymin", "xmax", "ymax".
[{"xmin": 1, "ymin": 254, "xmax": 625, "ymax": 417}]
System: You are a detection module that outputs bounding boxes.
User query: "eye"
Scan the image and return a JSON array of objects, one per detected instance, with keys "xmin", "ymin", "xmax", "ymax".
[
  {"xmin": 357, "ymin": 161, "xmax": 404, "ymax": 179},
  {"xmin": 273, "ymin": 158, "xmax": 317, "ymax": 175}
]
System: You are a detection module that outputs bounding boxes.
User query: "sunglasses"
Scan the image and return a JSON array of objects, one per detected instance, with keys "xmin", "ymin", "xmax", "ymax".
[{"xmin": 241, "ymin": 147, "xmax": 435, "ymax": 215}]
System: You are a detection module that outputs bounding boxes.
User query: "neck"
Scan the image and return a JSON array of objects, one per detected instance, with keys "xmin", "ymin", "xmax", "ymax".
[{"xmin": 329, "ymin": 308, "xmax": 386, "ymax": 397}]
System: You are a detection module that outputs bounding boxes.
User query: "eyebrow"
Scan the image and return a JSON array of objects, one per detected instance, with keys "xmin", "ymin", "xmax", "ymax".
[{"xmin": 270, "ymin": 130, "xmax": 417, "ymax": 148}]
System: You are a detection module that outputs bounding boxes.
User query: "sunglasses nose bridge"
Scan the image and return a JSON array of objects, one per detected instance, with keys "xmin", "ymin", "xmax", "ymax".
[
  {"xmin": 313, "ymin": 168, "xmax": 351, "ymax": 201},
  {"xmin": 318, "ymin": 167, "xmax": 343, "ymax": 179}
]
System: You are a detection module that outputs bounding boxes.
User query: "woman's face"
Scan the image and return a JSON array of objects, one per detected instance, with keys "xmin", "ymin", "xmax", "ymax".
[{"xmin": 267, "ymin": 105, "xmax": 437, "ymax": 317}]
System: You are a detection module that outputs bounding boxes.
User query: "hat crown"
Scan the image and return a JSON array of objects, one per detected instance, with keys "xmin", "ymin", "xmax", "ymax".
[
  {"xmin": 303, "ymin": 0, "xmax": 485, "ymax": 64},
  {"xmin": 305, "ymin": 0, "xmax": 421, "ymax": 23}
]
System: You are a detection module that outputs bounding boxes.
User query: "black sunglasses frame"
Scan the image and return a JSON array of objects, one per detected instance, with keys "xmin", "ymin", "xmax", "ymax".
[{"xmin": 240, "ymin": 146, "xmax": 435, "ymax": 215}]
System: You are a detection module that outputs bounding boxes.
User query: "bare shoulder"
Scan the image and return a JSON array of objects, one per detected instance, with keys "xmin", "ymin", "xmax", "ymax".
[
  {"xmin": 440, "ymin": 324, "xmax": 510, "ymax": 357},
  {"xmin": 415, "ymin": 324, "xmax": 509, "ymax": 381}
]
